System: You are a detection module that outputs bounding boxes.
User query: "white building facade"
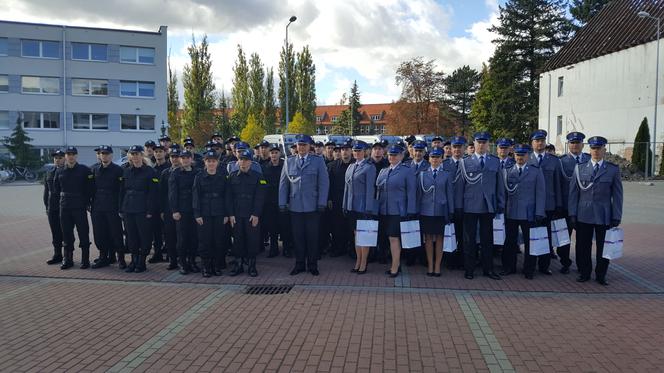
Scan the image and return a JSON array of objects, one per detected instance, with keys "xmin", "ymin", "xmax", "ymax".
[{"xmin": 0, "ymin": 21, "xmax": 167, "ymax": 164}]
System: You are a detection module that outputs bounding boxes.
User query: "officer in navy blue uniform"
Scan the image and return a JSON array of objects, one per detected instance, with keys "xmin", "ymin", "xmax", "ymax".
[
  {"xmin": 328, "ymin": 139, "xmax": 355, "ymax": 257},
  {"xmin": 569, "ymin": 136, "xmax": 623, "ymax": 286},
  {"xmin": 193, "ymin": 151, "xmax": 228, "ymax": 277},
  {"xmin": 169, "ymin": 150, "xmax": 200, "ymax": 274},
  {"xmin": 44, "ymin": 150, "xmax": 65, "ymax": 265},
  {"xmin": 443, "ymin": 136, "xmax": 466, "ymax": 270},
  {"xmin": 227, "ymin": 142, "xmax": 263, "ymax": 174},
  {"xmin": 53, "ymin": 146, "xmax": 94, "ymax": 270},
  {"xmin": 501, "ymin": 144, "xmax": 546, "ymax": 278},
  {"xmin": 279, "ymin": 134, "xmax": 330, "ymax": 276},
  {"xmin": 367, "ymin": 141, "xmax": 389, "ymax": 264},
  {"xmin": 557, "ymin": 131, "xmax": 590, "ymax": 273},
  {"xmin": 160, "ymin": 149, "xmax": 181, "ymax": 270},
  {"xmin": 528, "ymin": 129, "xmax": 564, "ymax": 275},
  {"xmin": 405, "ymin": 140, "xmax": 429, "ymax": 266},
  {"xmin": 455, "ymin": 132, "xmax": 504, "ymax": 280},
  {"xmin": 262, "ymin": 145, "xmax": 291, "ymax": 258},
  {"xmin": 496, "ymin": 138, "xmax": 516, "ymax": 170},
  {"xmin": 90, "ymin": 145, "xmax": 124, "ymax": 269},
  {"xmin": 376, "ymin": 144, "xmax": 417, "ymax": 278},
  {"xmin": 119, "ymin": 145, "xmax": 159, "ymax": 273}
]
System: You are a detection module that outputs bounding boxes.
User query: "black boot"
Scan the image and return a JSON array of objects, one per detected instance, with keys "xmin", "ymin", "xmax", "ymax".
[
  {"xmin": 166, "ymin": 257, "xmax": 178, "ymax": 270},
  {"xmin": 60, "ymin": 250, "xmax": 74, "ymax": 270},
  {"xmin": 217, "ymin": 255, "xmax": 227, "ymax": 269},
  {"xmin": 47, "ymin": 247, "xmax": 63, "ymax": 265},
  {"xmin": 202, "ymin": 258, "xmax": 212, "ymax": 278},
  {"xmin": 134, "ymin": 254, "xmax": 147, "ymax": 273},
  {"xmin": 91, "ymin": 250, "xmax": 109, "ymax": 269},
  {"xmin": 248, "ymin": 257, "xmax": 258, "ymax": 277},
  {"xmin": 125, "ymin": 254, "xmax": 137, "ymax": 273},
  {"xmin": 80, "ymin": 247, "xmax": 90, "ymax": 269},
  {"xmin": 189, "ymin": 256, "xmax": 201, "ymax": 273},
  {"xmin": 229, "ymin": 259, "xmax": 244, "ymax": 276},
  {"xmin": 108, "ymin": 249, "xmax": 117, "ymax": 264},
  {"xmin": 117, "ymin": 252, "xmax": 127, "ymax": 270},
  {"xmin": 148, "ymin": 247, "xmax": 164, "ymax": 263},
  {"xmin": 213, "ymin": 257, "xmax": 223, "ymax": 276},
  {"xmin": 178, "ymin": 257, "xmax": 189, "ymax": 275}
]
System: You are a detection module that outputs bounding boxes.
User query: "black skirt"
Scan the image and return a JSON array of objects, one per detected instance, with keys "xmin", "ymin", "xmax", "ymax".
[
  {"xmin": 420, "ymin": 215, "xmax": 446, "ymax": 235},
  {"xmin": 379, "ymin": 215, "xmax": 402, "ymax": 237}
]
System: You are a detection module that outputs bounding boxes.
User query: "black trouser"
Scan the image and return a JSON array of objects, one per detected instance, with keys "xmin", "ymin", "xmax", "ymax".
[
  {"xmin": 163, "ymin": 213, "xmax": 177, "ymax": 261},
  {"xmin": 447, "ymin": 210, "xmax": 465, "ymax": 268},
  {"xmin": 198, "ymin": 216, "xmax": 226, "ymax": 261},
  {"xmin": 232, "ymin": 217, "xmax": 260, "ymax": 258},
  {"xmin": 555, "ymin": 213, "xmax": 573, "ymax": 268},
  {"xmin": 124, "ymin": 213, "xmax": 152, "ymax": 255},
  {"xmin": 318, "ymin": 208, "xmax": 331, "ymax": 253},
  {"xmin": 463, "ymin": 213, "xmax": 494, "ymax": 274},
  {"xmin": 575, "ymin": 222, "xmax": 610, "ymax": 280},
  {"xmin": 330, "ymin": 206, "xmax": 351, "ymax": 255},
  {"xmin": 291, "ymin": 211, "xmax": 320, "ymax": 270},
  {"xmin": 47, "ymin": 208, "xmax": 63, "ymax": 251},
  {"xmin": 176, "ymin": 213, "xmax": 197, "ymax": 259},
  {"xmin": 503, "ymin": 219, "xmax": 531, "ymax": 273},
  {"xmin": 280, "ymin": 211, "xmax": 294, "ymax": 251},
  {"xmin": 535, "ymin": 211, "xmax": 555, "ymax": 271},
  {"xmin": 151, "ymin": 214, "xmax": 164, "ymax": 256},
  {"xmin": 60, "ymin": 208, "xmax": 90, "ymax": 253},
  {"xmin": 263, "ymin": 205, "xmax": 280, "ymax": 252},
  {"xmin": 91, "ymin": 211, "xmax": 123, "ymax": 257}
]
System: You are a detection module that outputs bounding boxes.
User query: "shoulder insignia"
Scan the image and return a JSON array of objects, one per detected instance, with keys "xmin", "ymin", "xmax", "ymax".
[
  {"xmin": 259, "ymin": 179, "xmax": 267, "ymax": 185},
  {"xmin": 152, "ymin": 178, "xmax": 159, "ymax": 183},
  {"xmin": 87, "ymin": 174, "xmax": 94, "ymax": 179}
]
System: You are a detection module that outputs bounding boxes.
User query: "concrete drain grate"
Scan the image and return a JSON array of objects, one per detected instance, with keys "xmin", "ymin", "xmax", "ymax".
[{"xmin": 245, "ymin": 284, "xmax": 294, "ymax": 295}]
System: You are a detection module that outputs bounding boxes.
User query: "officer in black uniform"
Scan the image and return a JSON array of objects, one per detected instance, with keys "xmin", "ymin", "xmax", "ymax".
[
  {"xmin": 44, "ymin": 149, "xmax": 65, "ymax": 265},
  {"xmin": 149, "ymin": 144, "xmax": 170, "ymax": 263},
  {"xmin": 90, "ymin": 145, "xmax": 124, "ymax": 269},
  {"xmin": 183, "ymin": 137, "xmax": 204, "ymax": 170},
  {"xmin": 144, "ymin": 140, "xmax": 157, "ymax": 164},
  {"xmin": 226, "ymin": 149, "xmax": 267, "ymax": 277},
  {"xmin": 54, "ymin": 146, "xmax": 93, "ymax": 270},
  {"xmin": 328, "ymin": 139, "xmax": 355, "ymax": 257},
  {"xmin": 160, "ymin": 149, "xmax": 181, "ymax": 270},
  {"xmin": 262, "ymin": 145, "xmax": 289, "ymax": 257},
  {"xmin": 169, "ymin": 150, "xmax": 199, "ymax": 274},
  {"xmin": 120, "ymin": 145, "xmax": 159, "ymax": 273},
  {"xmin": 193, "ymin": 151, "xmax": 229, "ymax": 277}
]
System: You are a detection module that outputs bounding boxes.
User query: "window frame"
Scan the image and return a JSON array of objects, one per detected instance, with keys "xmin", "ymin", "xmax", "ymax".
[
  {"xmin": 72, "ymin": 113, "xmax": 109, "ymax": 131},
  {"xmin": 120, "ymin": 114, "xmax": 156, "ymax": 131},
  {"xmin": 71, "ymin": 42, "xmax": 108, "ymax": 62},
  {"xmin": 0, "ymin": 38, "xmax": 8, "ymax": 56},
  {"xmin": 370, "ymin": 114, "xmax": 381, "ymax": 121},
  {"xmin": 71, "ymin": 78, "xmax": 109, "ymax": 97},
  {"xmin": 119, "ymin": 46, "xmax": 155, "ymax": 65},
  {"xmin": 557, "ymin": 76, "xmax": 564, "ymax": 97},
  {"xmin": 556, "ymin": 115, "xmax": 563, "ymax": 136},
  {"xmin": 21, "ymin": 112, "xmax": 61, "ymax": 130},
  {"xmin": 21, "ymin": 76, "xmax": 60, "ymax": 95},
  {"xmin": 0, "ymin": 74, "xmax": 8, "ymax": 93},
  {"xmin": 0, "ymin": 111, "xmax": 9, "ymax": 130},
  {"xmin": 21, "ymin": 39, "xmax": 60, "ymax": 59},
  {"xmin": 120, "ymin": 80, "xmax": 155, "ymax": 98}
]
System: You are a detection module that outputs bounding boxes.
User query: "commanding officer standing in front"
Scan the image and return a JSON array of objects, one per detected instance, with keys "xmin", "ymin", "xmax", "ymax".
[
  {"xmin": 558, "ymin": 132, "xmax": 590, "ymax": 274},
  {"xmin": 54, "ymin": 146, "xmax": 93, "ymax": 270},
  {"xmin": 170, "ymin": 150, "xmax": 199, "ymax": 275},
  {"xmin": 279, "ymin": 134, "xmax": 330, "ymax": 276},
  {"xmin": 44, "ymin": 150, "xmax": 65, "ymax": 265},
  {"xmin": 569, "ymin": 136, "xmax": 623, "ymax": 286},
  {"xmin": 455, "ymin": 132, "xmax": 504, "ymax": 280},
  {"xmin": 90, "ymin": 145, "xmax": 124, "ymax": 269}
]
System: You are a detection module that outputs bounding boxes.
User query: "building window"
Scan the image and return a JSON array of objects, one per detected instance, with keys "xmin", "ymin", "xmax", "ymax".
[
  {"xmin": 370, "ymin": 114, "xmax": 380, "ymax": 121},
  {"xmin": 0, "ymin": 111, "xmax": 9, "ymax": 129},
  {"xmin": 120, "ymin": 81, "xmax": 154, "ymax": 98},
  {"xmin": 21, "ymin": 40, "xmax": 59, "ymax": 59},
  {"xmin": 315, "ymin": 115, "xmax": 322, "ymax": 123},
  {"xmin": 73, "ymin": 113, "xmax": 108, "ymax": 130},
  {"xmin": 71, "ymin": 43, "xmax": 108, "ymax": 61},
  {"xmin": 557, "ymin": 76, "xmax": 564, "ymax": 97},
  {"xmin": 0, "ymin": 75, "xmax": 8, "ymax": 93},
  {"xmin": 119, "ymin": 46, "xmax": 155, "ymax": 64},
  {"xmin": 21, "ymin": 76, "xmax": 59, "ymax": 94},
  {"xmin": 331, "ymin": 115, "xmax": 338, "ymax": 123},
  {"xmin": 22, "ymin": 112, "xmax": 60, "ymax": 129},
  {"xmin": 556, "ymin": 115, "xmax": 563, "ymax": 136},
  {"xmin": 72, "ymin": 79, "xmax": 108, "ymax": 96},
  {"xmin": 121, "ymin": 114, "xmax": 155, "ymax": 131},
  {"xmin": 0, "ymin": 38, "xmax": 7, "ymax": 56}
]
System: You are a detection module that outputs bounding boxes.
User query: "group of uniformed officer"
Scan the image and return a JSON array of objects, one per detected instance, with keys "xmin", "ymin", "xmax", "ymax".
[{"xmin": 43, "ymin": 129, "xmax": 623, "ymax": 285}]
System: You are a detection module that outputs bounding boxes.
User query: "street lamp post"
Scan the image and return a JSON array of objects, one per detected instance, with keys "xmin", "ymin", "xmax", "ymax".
[
  {"xmin": 638, "ymin": 10, "xmax": 660, "ymax": 177},
  {"xmin": 285, "ymin": 15, "xmax": 297, "ymax": 133}
]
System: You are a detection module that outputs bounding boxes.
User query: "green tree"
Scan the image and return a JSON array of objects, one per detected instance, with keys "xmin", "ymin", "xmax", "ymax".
[
  {"xmin": 444, "ymin": 65, "xmax": 480, "ymax": 136},
  {"xmin": 215, "ymin": 91, "xmax": 236, "ymax": 139},
  {"xmin": 287, "ymin": 111, "xmax": 315, "ymax": 135},
  {"xmin": 264, "ymin": 67, "xmax": 277, "ymax": 134},
  {"xmin": 632, "ymin": 117, "xmax": 653, "ymax": 176},
  {"xmin": 248, "ymin": 52, "xmax": 265, "ymax": 127},
  {"xmin": 570, "ymin": 0, "xmax": 611, "ymax": 28},
  {"xmin": 2, "ymin": 116, "xmax": 39, "ymax": 168},
  {"xmin": 331, "ymin": 81, "xmax": 362, "ymax": 135},
  {"xmin": 182, "ymin": 34, "xmax": 216, "ymax": 142},
  {"xmin": 659, "ymin": 141, "xmax": 664, "ymax": 176},
  {"xmin": 394, "ymin": 57, "xmax": 445, "ymax": 134},
  {"xmin": 231, "ymin": 45, "xmax": 250, "ymax": 134},
  {"xmin": 240, "ymin": 114, "xmax": 266, "ymax": 147},
  {"xmin": 278, "ymin": 42, "xmax": 297, "ymax": 129},
  {"xmin": 295, "ymin": 46, "xmax": 317, "ymax": 125},
  {"xmin": 167, "ymin": 53, "xmax": 183, "ymax": 143}
]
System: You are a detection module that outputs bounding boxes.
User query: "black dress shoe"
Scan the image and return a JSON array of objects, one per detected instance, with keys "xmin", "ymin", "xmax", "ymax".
[
  {"xmin": 464, "ymin": 272, "xmax": 474, "ymax": 280},
  {"xmin": 357, "ymin": 269, "xmax": 367, "ymax": 275},
  {"xmin": 433, "ymin": 272, "xmax": 441, "ymax": 277},
  {"xmin": 47, "ymin": 255, "xmax": 63, "ymax": 265},
  {"xmin": 577, "ymin": 275, "xmax": 590, "ymax": 282},
  {"xmin": 350, "ymin": 268, "xmax": 359, "ymax": 273},
  {"xmin": 539, "ymin": 269, "xmax": 553, "ymax": 275},
  {"xmin": 290, "ymin": 267, "xmax": 305, "ymax": 276},
  {"xmin": 483, "ymin": 272, "xmax": 501, "ymax": 280},
  {"xmin": 559, "ymin": 266, "xmax": 570, "ymax": 274},
  {"xmin": 426, "ymin": 272, "xmax": 434, "ymax": 277},
  {"xmin": 499, "ymin": 270, "xmax": 515, "ymax": 276},
  {"xmin": 525, "ymin": 273, "xmax": 534, "ymax": 280},
  {"xmin": 385, "ymin": 270, "xmax": 399, "ymax": 278},
  {"xmin": 596, "ymin": 278, "xmax": 609, "ymax": 286},
  {"xmin": 309, "ymin": 269, "xmax": 320, "ymax": 276}
]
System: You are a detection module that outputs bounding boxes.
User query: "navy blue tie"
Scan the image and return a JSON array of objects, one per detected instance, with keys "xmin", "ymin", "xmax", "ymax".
[
  {"xmin": 592, "ymin": 163, "xmax": 599, "ymax": 178},
  {"xmin": 575, "ymin": 155, "xmax": 580, "ymax": 164},
  {"xmin": 518, "ymin": 167, "xmax": 522, "ymax": 177},
  {"xmin": 500, "ymin": 160, "xmax": 505, "ymax": 169},
  {"xmin": 433, "ymin": 169, "xmax": 438, "ymax": 179},
  {"xmin": 538, "ymin": 154, "xmax": 543, "ymax": 165},
  {"xmin": 480, "ymin": 156, "xmax": 485, "ymax": 169}
]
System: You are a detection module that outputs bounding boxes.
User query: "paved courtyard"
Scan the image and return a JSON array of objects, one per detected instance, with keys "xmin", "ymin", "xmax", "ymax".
[{"xmin": 0, "ymin": 182, "xmax": 663, "ymax": 372}]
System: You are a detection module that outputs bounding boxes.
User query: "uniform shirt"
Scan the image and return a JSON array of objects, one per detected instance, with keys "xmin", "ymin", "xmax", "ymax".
[
  {"xmin": 119, "ymin": 165, "xmax": 158, "ymax": 214},
  {"xmin": 343, "ymin": 158, "xmax": 377, "ymax": 215},
  {"xmin": 91, "ymin": 162, "xmax": 123, "ymax": 212},
  {"xmin": 375, "ymin": 163, "xmax": 417, "ymax": 216},
  {"xmin": 559, "ymin": 152, "xmax": 590, "ymax": 211},
  {"xmin": 454, "ymin": 153, "xmax": 505, "ymax": 214},
  {"xmin": 43, "ymin": 166, "xmax": 62, "ymax": 212},
  {"xmin": 498, "ymin": 157, "xmax": 515, "ymax": 169},
  {"xmin": 279, "ymin": 154, "xmax": 330, "ymax": 213},
  {"xmin": 53, "ymin": 163, "xmax": 94, "ymax": 210},
  {"xmin": 153, "ymin": 160, "xmax": 171, "ymax": 176},
  {"xmin": 504, "ymin": 164, "xmax": 545, "ymax": 221},
  {"xmin": 528, "ymin": 151, "xmax": 563, "ymax": 212},
  {"xmin": 192, "ymin": 169, "xmax": 227, "ymax": 218},
  {"xmin": 328, "ymin": 158, "xmax": 354, "ymax": 206},
  {"xmin": 168, "ymin": 167, "xmax": 197, "ymax": 214},
  {"xmin": 225, "ymin": 169, "xmax": 267, "ymax": 218},
  {"xmin": 569, "ymin": 159, "xmax": 623, "ymax": 225},
  {"xmin": 416, "ymin": 165, "xmax": 454, "ymax": 218}
]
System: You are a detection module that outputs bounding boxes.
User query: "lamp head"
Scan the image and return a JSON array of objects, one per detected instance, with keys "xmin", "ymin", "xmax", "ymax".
[{"xmin": 289, "ymin": 16, "xmax": 297, "ymax": 22}]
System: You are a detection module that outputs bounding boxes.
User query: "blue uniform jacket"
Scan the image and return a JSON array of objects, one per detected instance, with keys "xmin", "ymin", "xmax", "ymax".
[
  {"xmin": 416, "ymin": 166, "xmax": 454, "ymax": 218},
  {"xmin": 503, "ymin": 164, "xmax": 546, "ymax": 221},
  {"xmin": 559, "ymin": 152, "xmax": 590, "ymax": 212},
  {"xmin": 375, "ymin": 163, "xmax": 417, "ymax": 217},
  {"xmin": 342, "ymin": 158, "xmax": 377, "ymax": 215},
  {"xmin": 498, "ymin": 157, "xmax": 515, "ymax": 170},
  {"xmin": 227, "ymin": 160, "xmax": 263, "ymax": 175},
  {"xmin": 410, "ymin": 159, "xmax": 430, "ymax": 175},
  {"xmin": 454, "ymin": 154, "xmax": 505, "ymax": 214},
  {"xmin": 279, "ymin": 154, "xmax": 330, "ymax": 213},
  {"xmin": 568, "ymin": 160, "xmax": 623, "ymax": 226},
  {"xmin": 528, "ymin": 152, "xmax": 563, "ymax": 212}
]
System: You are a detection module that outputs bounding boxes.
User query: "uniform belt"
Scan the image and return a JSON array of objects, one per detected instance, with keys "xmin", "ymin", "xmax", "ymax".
[{"xmin": 60, "ymin": 192, "xmax": 81, "ymax": 197}]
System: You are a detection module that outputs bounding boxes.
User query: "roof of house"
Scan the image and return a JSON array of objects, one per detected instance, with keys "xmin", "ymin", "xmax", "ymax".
[{"xmin": 542, "ymin": 0, "xmax": 664, "ymax": 72}]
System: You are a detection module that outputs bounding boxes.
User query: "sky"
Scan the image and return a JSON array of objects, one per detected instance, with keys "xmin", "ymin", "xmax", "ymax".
[{"xmin": 4, "ymin": 0, "xmax": 503, "ymax": 105}]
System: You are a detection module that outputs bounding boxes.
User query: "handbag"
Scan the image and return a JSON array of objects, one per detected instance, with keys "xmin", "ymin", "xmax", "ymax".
[
  {"xmin": 602, "ymin": 227, "xmax": 624, "ymax": 260},
  {"xmin": 443, "ymin": 223, "xmax": 456, "ymax": 253},
  {"xmin": 355, "ymin": 219, "xmax": 378, "ymax": 247},
  {"xmin": 529, "ymin": 226, "xmax": 550, "ymax": 256},
  {"xmin": 400, "ymin": 220, "xmax": 421, "ymax": 249}
]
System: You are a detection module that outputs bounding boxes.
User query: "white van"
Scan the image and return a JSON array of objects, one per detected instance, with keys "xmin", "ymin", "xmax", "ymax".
[
  {"xmin": 354, "ymin": 134, "xmax": 403, "ymax": 146},
  {"xmin": 263, "ymin": 134, "xmax": 301, "ymax": 156}
]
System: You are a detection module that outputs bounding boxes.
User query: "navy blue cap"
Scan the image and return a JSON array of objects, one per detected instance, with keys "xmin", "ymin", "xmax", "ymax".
[
  {"xmin": 325, "ymin": 141, "xmax": 336, "ymax": 147},
  {"xmin": 51, "ymin": 149, "xmax": 65, "ymax": 157},
  {"xmin": 183, "ymin": 141, "xmax": 194, "ymax": 147},
  {"xmin": 210, "ymin": 132, "xmax": 222, "ymax": 140},
  {"xmin": 144, "ymin": 140, "xmax": 156, "ymax": 148},
  {"xmin": 93, "ymin": 146, "xmax": 100, "ymax": 152},
  {"xmin": 269, "ymin": 144, "xmax": 280, "ymax": 152},
  {"xmin": 238, "ymin": 149, "xmax": 253, "ymax": 159},
  {"xmin": 169, "ymin": 143, "xmax": 181, "ymax": 150},
  {"xmin": 159, "ymin": 135, "xmax": 171, "ymax": 142},
  {"xmin": 412, "ymin": 140, "xmax": 426, "ymax": 150},
  {"xmin": 226, "ymin": 136, "xmax": 240, "ymax": 144},
  {"xmin": 429, "ymin": 147, "xmax": 444, "ymax": 157},
  {"xmin": 473, "ymin": 132, "xmax": 490, "ymax": 141},
  {"xmin": 371, "ymin": 141, "xmax": 384, "ymax": 148},
  {"xmin": 128, "ymin": 145, "xmax": 143, "ymax": 153},
  {"xmin": 235, "ymin": 141, "xmax": 249, "ymax": 150},
  {"xmin": 432, "ymin": 136, "xmax": 444, "ymax": 142},
  {"xmin": 395, "ymin": 140, "xmax": 407, "ymax": 149},
  {"xmin": 566, "ymin": 132, "xmax": 586, "ymax": 143},
  {"xmin": 290, "ymin": 143, "xmax": 297, "ymax": 149},
  {"xmin": 531, "ymin": 129, "xmax": 548, "ymax": 140},
  {"xmin": 98, "ymin": 145, "xmax": 113, "ymax": 153},
  {"xmin": 259, "ymin": 140, "xmax": 270, "ymax": 147},
  {"xmin": 65, "ymin": 146, "xmax": 78, "ymax": 154},
  {"xmin": 253, "ymin": 143, "xmax": 260, "ymax": 149},
  {"xmin": 340, "ymin": 139, "xmax": 353, "ymax": 149},
  {"xmin": 295, "ymin": 134, "xmax": 314, "ymax": 145},
  {"xmin": 513, "ymin": 144, "xmax": 532, "ymax": 154},
  {"xmin": 170, "ymin": 149, "xmax": 181, "ymax": 157},
  {"xmin": 451, "ymin": 136, "xmax": 467, "ymax": 146},
  {"xmin": 496, "ymin": 138, "xmax": 514, "ymax": 147},
  {"xmin": 587, "ymin": 136, "xmax": 607, "ymax": 147},
  {"xmin": 443, "ymin": 141, "xmax": 451, "ymax": 146},
  {"xmin": 387, "ymin": 145, "xmax": 404, "ymax": 155},
  {"xmin": 203, "ymin": 150, "xmax": 218, "ymax": 159},
  {"xmin": 314, "ymin": 141, "xmax": 324, "ymax": 147},
  {"xmin": 404, "ymin": 135, "xmax": 416, "ymax": 145},
  {"xmin": 154, "ymin": 144, "xmax": 165, "ymax": 150},
  {"xmin": 352, "ymin": 140, "xmax": 369, "ymax": 150},
  {"xmin": 180, "ymin": 150, "xmax": 193, "ymax": 157},
  {"xmin": 205, "ymin": 140, "xmax": 215, "ymax": 148}
]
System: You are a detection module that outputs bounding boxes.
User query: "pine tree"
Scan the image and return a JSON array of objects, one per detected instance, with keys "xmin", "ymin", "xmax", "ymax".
[
  {"xmin": 240, "ymin": 114, "xmax": 266, "ymax": 147},
  {"xmin": 2, "ymin": 116, "xmax": 39, "ymax": 168},
  {"xmin": 632, "ymin": 117, "xmax": 653, "ymax": 176},
  {"xmin": 278, "ymin": 42, "xmax": 297, "ymax": 130},
  {"xmin": 167, "ymin": 53, "xmax": 183, "ymax": 143},
  {"xmin": 570, "ymin": 0, "xmax": 611, "ymax": 28},
  {"xmin": 444, "ymin": 65, "xmax": 480, "ymax": 136},
  {"xmin": 295, "ymin": 46, "xmax": 317, "ymax": 126},
  {"xmin": 231, "ymin": 45, "xmax": 251, "ymax": 134},
  {"xmin": 182, "ymin": 34, "xmax": 216, "ymax": 144},
  {"xmin": 264, "ymin": 67, "xmax": 277, "ymax": 134},
  {"xmin": 287, "ymin": 111, "xmax": 315, "ymax": 135},
  {"xmin": 248, "ymin": 52, "xmax": 265, "ymax": 127},
  {"xmin": 215, "ymin": 91, "xmax": 235, "ymax": 139}
]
